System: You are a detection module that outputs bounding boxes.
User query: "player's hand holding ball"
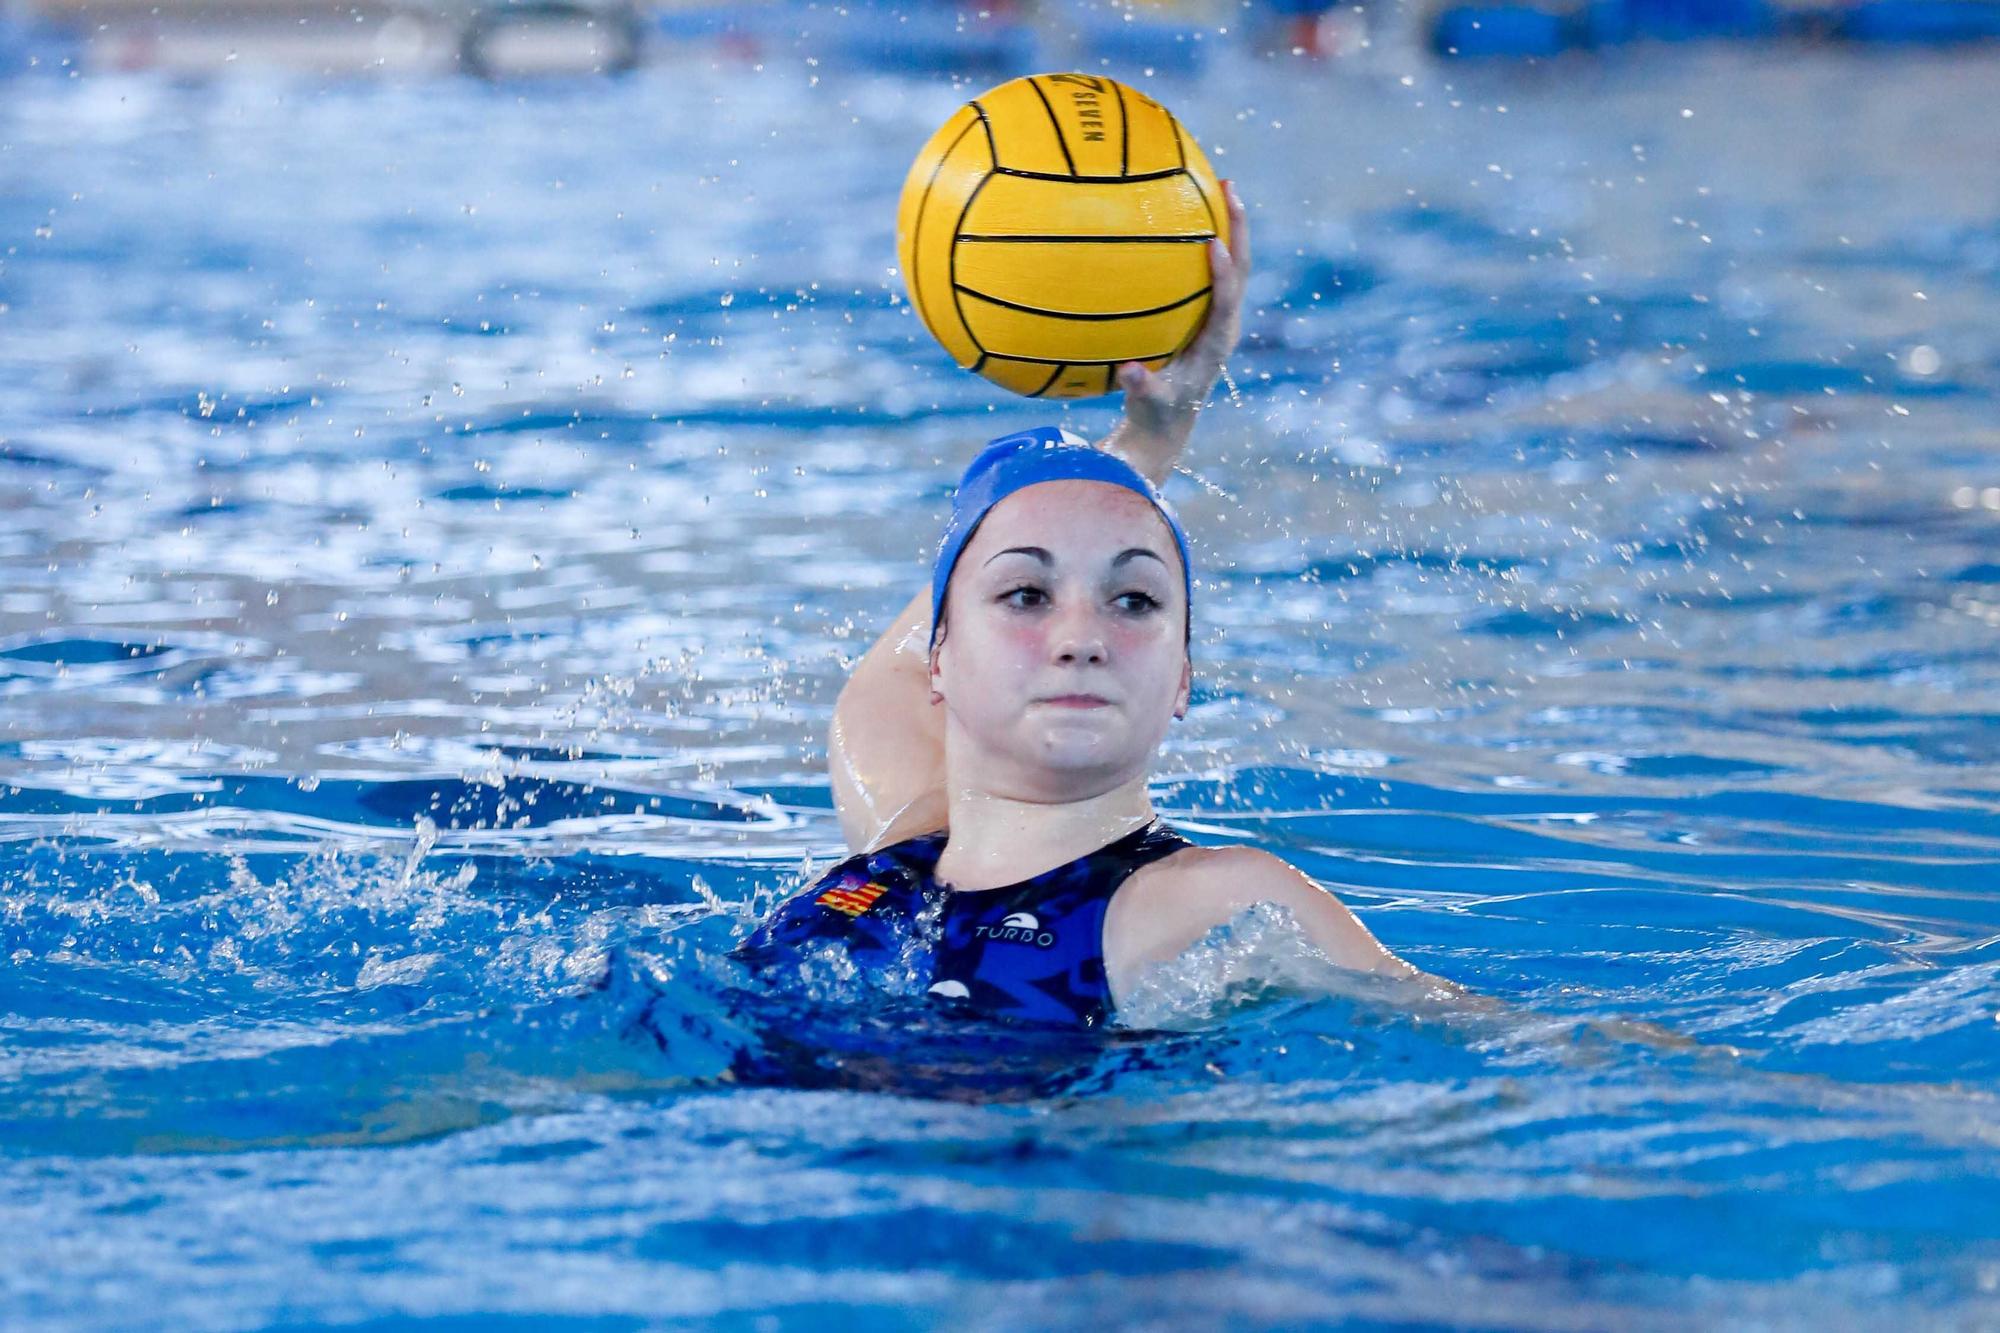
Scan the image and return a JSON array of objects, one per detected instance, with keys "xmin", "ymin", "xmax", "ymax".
[{"xmin": 1111, "ymin": 177, "xmax": 1249, "ymax": 476}]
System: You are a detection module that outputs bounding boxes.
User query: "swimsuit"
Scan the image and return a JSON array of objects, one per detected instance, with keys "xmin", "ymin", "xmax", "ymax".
[{"xmin": 735, "ymin": 822, "xmax": 1193, "ymax": 1027}]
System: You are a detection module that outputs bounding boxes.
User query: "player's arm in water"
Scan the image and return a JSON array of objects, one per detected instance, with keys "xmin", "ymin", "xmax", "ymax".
[{"xmin": 830, "ymin": 182, "xmax": 1252, "ymax": 854}]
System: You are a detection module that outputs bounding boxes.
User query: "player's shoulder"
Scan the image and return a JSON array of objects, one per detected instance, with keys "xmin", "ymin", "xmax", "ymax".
[
  {"xmin": 1131, "ymin": 842, "xmax": 1316, "ymax": 899},
  {"xmin": 1103, "ymin": 841, "xmax": 1332, "ymax": 985},
  {"xmin": 1108, "ymin": 842, "xmax": 1322, "ymax": 943}
]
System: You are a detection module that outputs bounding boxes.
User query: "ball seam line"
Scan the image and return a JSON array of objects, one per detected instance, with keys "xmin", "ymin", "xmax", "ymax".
[
  {"xmin": 948, "ymin": 168, "xmax": 996, "ymax": 369},
  {"xmin": 953, "ymin": 284, "xmax": 1213, "ymax": 321},
  {"xmin": 1026, "ymin": 76, "xmax": 1080, "ymax": 178},
  {"xmin": 976, "ymin": 351, "xmax": 1182, "ymax": 368},
  {"xmin": 909, "ymin": 112, "xmax": 981, "ymax": 361},
  {"xmin": 1114, "ymin": 80, "xmax": 1130, "ymax": 178},
  {"xmin": 1177, "ymin": 121, "xmax": 1221, "ymax": 241},
  {"xmin": 987, "ymin": 165, "xmax": 1183, "ymax": 184},
  {"xmin": 955, "ymin": 233, "xmax": 1216, "ymax": 244},
  {"xmin": 970, "ymin": 100, "xmax": 999, "ymax": 162}
]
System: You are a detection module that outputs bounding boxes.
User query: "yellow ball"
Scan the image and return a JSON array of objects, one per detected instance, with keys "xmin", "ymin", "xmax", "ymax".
[{"xmin": 895, "ymin": 73, "xmax": 1228, "ymax": 401}]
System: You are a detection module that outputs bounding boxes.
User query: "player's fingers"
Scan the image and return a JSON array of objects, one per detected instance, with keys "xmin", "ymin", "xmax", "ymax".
[
  {"xmin": 1165, "ymin": 303, "xmax": 1231, "ymax": 410},
  {"xmin": 1204, "ymin": 242, "xmax": 1243, "ymax": 325},
  {"xmin": 1188, "ymin": 253, "xmax": 1243, "ymax": 378},
  {"xmin": 1206, "ymin": 185, "xmax": 1234, "ymax": 287},
  {"xmin": 1207, "ymin": 234, "xmax": 1230, "ymax": 288},
  {"xmin": 1121, "ymin": 361, "xmax": 1179, "ymax": 414},
  {"xmin": 1224, "ymin": 179, "xmax": 1251, "ymax": 283}
]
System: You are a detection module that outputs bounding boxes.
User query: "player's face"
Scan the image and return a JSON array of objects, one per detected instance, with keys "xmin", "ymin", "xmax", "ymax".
[{"xmin": 932, "ymin": 480, "xmax": 1190, "ymax": 801}]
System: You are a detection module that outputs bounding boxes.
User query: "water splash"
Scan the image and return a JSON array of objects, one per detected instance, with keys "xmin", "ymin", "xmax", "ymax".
[{"xmin": 1114, "ymin": 900, "xmax": 1386, "ymax": 1031}]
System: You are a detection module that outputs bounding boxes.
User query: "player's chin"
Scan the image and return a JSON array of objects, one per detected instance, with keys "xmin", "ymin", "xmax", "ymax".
[
  {"xmin": 1032, "ymin": 732, "xmax": 1160, "ymax": 784},
  {"xmin": 1029, "ymin": 725, "xmax": 1146, "ymax": 774}
]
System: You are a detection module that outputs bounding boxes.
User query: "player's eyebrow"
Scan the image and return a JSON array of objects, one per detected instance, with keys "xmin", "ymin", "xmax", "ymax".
[{"xmin": 985, "ymin": 546, "xmax": 1053, "ymax": 566}]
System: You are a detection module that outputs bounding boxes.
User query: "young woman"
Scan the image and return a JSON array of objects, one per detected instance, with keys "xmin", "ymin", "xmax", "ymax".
[{"xmin": 739, "ymin": 184, "xmax": 1417, "ymax": 1026}]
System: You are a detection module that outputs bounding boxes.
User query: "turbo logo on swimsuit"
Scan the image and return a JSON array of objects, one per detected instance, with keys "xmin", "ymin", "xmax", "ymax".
[{"xmin": 973, "ymin": 911, "xmax": 1057, "ymax": 949}]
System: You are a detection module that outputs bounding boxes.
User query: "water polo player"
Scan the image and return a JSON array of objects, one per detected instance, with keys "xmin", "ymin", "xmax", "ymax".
[{"xmin": 739, "ymin": 185, "xmax": 1418, "ymax": 1026}]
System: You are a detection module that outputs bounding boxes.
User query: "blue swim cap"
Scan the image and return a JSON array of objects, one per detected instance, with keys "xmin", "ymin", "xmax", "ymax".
[{"xmin": 929, "ymin": 426, "xmax": 1193, "ymax": 647}]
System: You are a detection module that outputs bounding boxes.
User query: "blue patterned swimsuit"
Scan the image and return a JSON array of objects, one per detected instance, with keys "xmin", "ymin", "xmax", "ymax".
[{"xmin": 736, "ymin": 823, "xmax": 1193, "ymax": 1027}]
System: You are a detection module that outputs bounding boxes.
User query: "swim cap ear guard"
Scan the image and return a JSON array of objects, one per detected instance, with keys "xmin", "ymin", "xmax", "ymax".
[{"xmin": 929, "ymin": 425, "xmax": 1193, "ymax": 648}]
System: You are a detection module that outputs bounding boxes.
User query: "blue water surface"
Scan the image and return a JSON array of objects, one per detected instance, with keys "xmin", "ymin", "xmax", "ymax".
[{"xmin": 1, "ymin": 39, "xmax": 1998, "ymax": 1331}]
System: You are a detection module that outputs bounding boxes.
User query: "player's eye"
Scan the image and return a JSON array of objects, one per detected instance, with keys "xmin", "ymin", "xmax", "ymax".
[
  {"xmin": 999, "ymin": 585, "xmax": 1048, "ymax": 609},
  {"xmin": 1113, "ymin": 591, "xmax": 1162, "ymax": 615}
]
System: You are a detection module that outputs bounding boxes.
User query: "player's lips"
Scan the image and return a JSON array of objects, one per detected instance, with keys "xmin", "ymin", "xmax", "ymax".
[{"xmin": 1034, "ymin": 693, "xmax": 1113, "ymax": 708}]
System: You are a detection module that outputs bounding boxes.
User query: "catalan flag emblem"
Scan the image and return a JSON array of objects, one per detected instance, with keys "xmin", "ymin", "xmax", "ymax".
[{"xmin": 816, "ymin": 878, "xmax": 889, "ymax": 917}]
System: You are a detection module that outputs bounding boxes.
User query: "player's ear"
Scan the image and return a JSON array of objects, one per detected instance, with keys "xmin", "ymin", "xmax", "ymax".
[{"xmin": 1173, "ymin": 655, "xmax": 1191, "ymax": 721}]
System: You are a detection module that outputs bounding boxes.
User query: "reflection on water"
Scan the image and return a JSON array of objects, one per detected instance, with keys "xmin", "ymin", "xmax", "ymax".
[{"xmin": 1, "ymin": 44, "xmax": 1998, "ymax": 1330}]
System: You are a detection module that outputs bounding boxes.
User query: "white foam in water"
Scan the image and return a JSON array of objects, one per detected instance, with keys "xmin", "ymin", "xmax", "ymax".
[{"xmin": 774, "ymin": 889, "xmax": 950, "ymax": 1007}]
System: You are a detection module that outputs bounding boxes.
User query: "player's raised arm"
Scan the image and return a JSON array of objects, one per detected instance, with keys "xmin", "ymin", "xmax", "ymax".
[{"xmin": 828, "ymin": 590, "xmax": 945, "ymax": 852}]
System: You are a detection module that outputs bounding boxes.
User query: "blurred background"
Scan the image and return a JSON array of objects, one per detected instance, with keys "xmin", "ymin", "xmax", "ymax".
[{"xmin": 8, "ymin": 0, "xmax": 2000, "ymax": 75}]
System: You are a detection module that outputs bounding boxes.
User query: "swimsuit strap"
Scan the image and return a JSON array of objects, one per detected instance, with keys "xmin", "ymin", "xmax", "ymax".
[
  {"xmin": 1067, "ymin": 820, "xmax": 1193, "ymax": 882},
  {"xmin": 894, "ymin": 820, "xmax": 1190, "ymax": 894}
]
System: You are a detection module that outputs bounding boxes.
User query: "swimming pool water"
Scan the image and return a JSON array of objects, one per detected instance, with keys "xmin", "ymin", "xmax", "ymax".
[{"xmin": 2, "ymin": 43, "xmax": 1998, "ymax": 1329}]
